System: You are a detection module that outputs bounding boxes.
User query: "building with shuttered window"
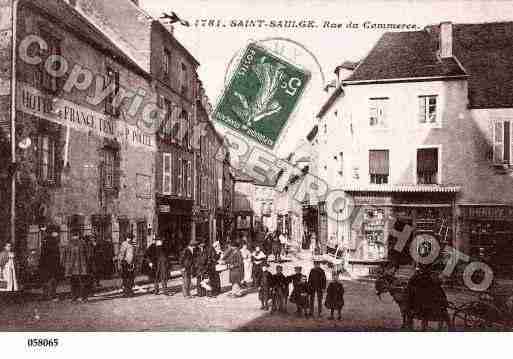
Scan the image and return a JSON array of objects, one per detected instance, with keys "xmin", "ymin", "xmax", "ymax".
[
  {"xmin": 0, "ymin": 0, "xmax": 157, "ymax": 275},
  {"xmin": 316, "ymin": 21, "xmax": 513, "ymax": 278}
]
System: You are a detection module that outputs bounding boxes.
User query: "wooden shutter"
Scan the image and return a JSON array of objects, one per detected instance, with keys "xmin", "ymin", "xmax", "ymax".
[
  {"xmin": 369, "ymin": 150, "xmax": 389, "ymax": 175},
  {"xmin": 417, "ymin": 148, "xmax": 438, "ymax": 173},
  {"xmin": 494, "ymin": 120, "xmax": 504, "ymax": 163},
  {"xmin": 113, "ymin": 150, "xmax": 121, "ymax": 195},
  {"xmin": 162, "ymin": 153, "xmax": 172, "ymax": 195}
]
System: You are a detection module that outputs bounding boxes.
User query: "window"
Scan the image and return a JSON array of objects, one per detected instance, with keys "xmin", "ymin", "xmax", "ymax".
[
  {"xmin": 417, "ymin": 148, "xmax": 439, "ymax": 184},
  {"xmin": 163, "ymin": 48, "xmax": 171, "ymax": 76},
  {"xmin": 118, "ymin": 218, "xmax": 130, "ymax": 243},
  {"xmin": 105, "ymin": 67, "xmax": 120, "ymax": 117},
  {"xmin": 180, "ymin": 63, "xmax": 187, "ymax": 95},
  {"xmin": 103, "ymin": 148, "xmax": 119, "ymax": 189},
  {"xmin": 38, "ymin": 134, "xmax": 56, "ymax": 182},
  {"xmin": 162, "ymin": 153, "xmax": 172, "ymax": 195},
  {"xmin": 369, "ymin": 150, "xmax": 389, "ymax": 184},
  {"xmin": 187, "ymin": 160, "xmax": 192, "ymax": 198},
  {"xmin": 162, "ymin": 99, "xmax": 174, "ymax": 138},
  {"xmin": 177, "ymin": 156, "xmax": 183, "ymax": 196},
  {"xmin": 419, "ymin": 95, "xmax": 438, "ymax": 124},
  {"xmin": 493, "ymin": 120, "xmax": 512, "ymax": 165},
  {"xmin": 179, "ymin": 110, "xmax": 189, "ymax": 148},
  {"xmin": 369, "ymin": 98, "xmax": 388, "ymax": 127},
  {"xmin": 182, "ymin": 158, "xmax": 188, "ymax": 196},
  {"xmin": 92, "ymin": 215, "xmax": 111, "ymax": 242},
  {"xmin": 40, "ymin": 35, "xmax": 61, "ymax": 93}
]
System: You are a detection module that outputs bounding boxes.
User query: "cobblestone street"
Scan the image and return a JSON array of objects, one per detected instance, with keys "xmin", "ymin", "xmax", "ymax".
[{"xmin": 0, "ymin": 258, "xmax": 480, "ymax": 332}]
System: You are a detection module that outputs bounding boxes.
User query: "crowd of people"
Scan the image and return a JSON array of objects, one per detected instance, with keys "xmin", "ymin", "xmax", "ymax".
[{"xmin": 0, "ymin": 227, "xmax": 345, "ymax": 321}]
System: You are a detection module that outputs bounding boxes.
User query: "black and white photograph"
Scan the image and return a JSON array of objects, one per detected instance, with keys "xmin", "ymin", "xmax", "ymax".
[{"xmin": 0, "ymin": 0, "xmax": 513, "ymax": 356}]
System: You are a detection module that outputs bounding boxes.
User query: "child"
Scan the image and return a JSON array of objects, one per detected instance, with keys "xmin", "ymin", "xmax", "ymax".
[
  {"xmin": 293, "ymin": 275, "xmax": 310, "ymax": 317},
  {"xmin": 325, "ymin": 271, "xmax": 345, "ymax": 320},
  {"xmin": 288, "ymin": 266, "xmax": 304, "ymax": 314},
  {"xmin": 258, "ymin": 263, "xmax": 273, "ymax": 310},
  {"xmin": 272, "ymin": 265, "xmax": 289, "ymax": 313}
]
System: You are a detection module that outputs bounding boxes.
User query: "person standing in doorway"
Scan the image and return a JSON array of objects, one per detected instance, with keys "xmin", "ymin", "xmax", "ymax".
[
  {"xmin": 39, "ymin": 225, "xmax": 61, "ymax": 301},
  {"xmin": 62, "ymin": 233, "xmax": 89, "ymax": 302},
  {"xmin": 118, "ymin": 235, "xmax": 136, "ymax": 297},
  {"xmin": 180, "ymin": 239, "xmax": 197, "ymax": 298}
]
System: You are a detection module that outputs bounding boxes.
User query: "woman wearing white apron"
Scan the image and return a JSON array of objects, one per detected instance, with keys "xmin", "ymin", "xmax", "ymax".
[
  {"xmin": 240, "ymin": 242, "xmax": 253, "ymax": 288},
  {"xmin": 0, "ymin": 242, "xmax": 19, "ymax": 303}
]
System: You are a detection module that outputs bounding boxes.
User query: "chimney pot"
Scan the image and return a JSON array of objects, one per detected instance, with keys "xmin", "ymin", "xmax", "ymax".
[{"xmin": 439, "ymin": 21, "xmax": 453, "ymax": 58}]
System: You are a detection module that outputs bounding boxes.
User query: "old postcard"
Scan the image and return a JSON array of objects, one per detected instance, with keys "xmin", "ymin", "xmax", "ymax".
[{"xmin": 1, "ymin": 0, "xmax": 513, "ymax": 356}]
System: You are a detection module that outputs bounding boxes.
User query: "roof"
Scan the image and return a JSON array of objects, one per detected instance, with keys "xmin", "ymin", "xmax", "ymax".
[
  {"xmin": 450, "ymin": 22, "xmax": 513, "ymax": 108},
  {"xmin": 341, "ymin": 184, "xmax": 461, "ymax": 193},
  {"xmin": 345, "ymin": 30, "xmax": 467, "ymax": 83},
  {"xmin": 344, "ymin": 21, "xmax": 513, "ymax": 108},
  {"xmin": 335, "ymin": 60, "xmax": 359, "ymax": 73},
  {"xmin": 152, "ymin": 20, "xmax": 200, "ymax": 67},
  {"xmin": 23, "ymin": 0, "xmax": 151, "ymax": 80}
]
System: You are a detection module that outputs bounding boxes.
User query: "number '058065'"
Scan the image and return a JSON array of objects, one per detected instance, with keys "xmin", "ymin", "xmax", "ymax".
[{"xmin": 27, "ymin": 338, "xmax": 59, "ymax": 347}]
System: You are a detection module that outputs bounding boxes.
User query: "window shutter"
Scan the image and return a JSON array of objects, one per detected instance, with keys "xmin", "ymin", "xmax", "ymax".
[
  {"xmin": 494, "ymin": 121, "xmax": 504, "ymax": 163},
  {"xmin": 162, "ymin": 153, "xmax": 172, "ymax": 195},
  {"xmin": 113, "ymin": 151, "xmax": 121, "ymax": 195},
  {"xmin": 177, "ymin": 156, "xmax": 182, "ymax": 195},
  {"xmin": 369, "ymin": 150, "xmax": 389, "ymax": 175},
  {"xmin": 505, "ymin": 121, "xmax": 511, "ymax": 164}
]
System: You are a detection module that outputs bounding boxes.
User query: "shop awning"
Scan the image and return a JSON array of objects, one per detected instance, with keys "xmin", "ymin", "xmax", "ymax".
[{"xmin": 341, "ymin": 184, "xmax": 461, "ymax": 193}]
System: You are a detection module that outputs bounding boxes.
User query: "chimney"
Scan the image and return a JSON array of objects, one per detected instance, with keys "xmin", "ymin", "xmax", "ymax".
[{"xmin": 439, "ymin": 21, "xmax": 453, "ymax": 58}]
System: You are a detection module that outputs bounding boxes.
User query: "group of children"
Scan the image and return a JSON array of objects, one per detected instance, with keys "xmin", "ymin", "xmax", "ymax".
[{"xmin": 257, "ymin": 261, "xmax": 346, "ymax": 320}]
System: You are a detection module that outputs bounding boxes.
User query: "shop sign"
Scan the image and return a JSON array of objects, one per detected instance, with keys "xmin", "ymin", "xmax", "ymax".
[
  {"xmin": 18, "ymin": 83, "xmax": 155, "ymax": 151},
  {"xmin": 354, "ymin": 195, "xmax": 392, "ymax": 206},
  {"xmin": 461, "ymin": 206, "xmax": 513, "ymax": 220}
]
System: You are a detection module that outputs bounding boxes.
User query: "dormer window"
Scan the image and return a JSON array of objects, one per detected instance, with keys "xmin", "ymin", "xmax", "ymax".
[{"xmin": 493, "ymin": 120, "xmax": 512, "ymax": 165}]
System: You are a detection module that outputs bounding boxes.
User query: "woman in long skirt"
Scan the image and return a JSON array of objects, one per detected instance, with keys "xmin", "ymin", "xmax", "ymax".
[
  {"xmin": 0, "ymin": 242, "xmax": 19, "ymax": 303},
  {"xmin": 240, "ymin": 243, "xmax": 252, "ymax": 288}
]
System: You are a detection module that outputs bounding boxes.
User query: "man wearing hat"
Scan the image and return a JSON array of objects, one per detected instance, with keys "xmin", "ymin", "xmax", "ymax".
[
  {"xmin": 39, "ymin": 225, "xmax": 62, "ymax": 301},
  {"xmin": 308, "ymin": 259, "xmax": 327, "ymax": 318},
  {"xmin": 118, "ymin": 235, "xmax": 136, "ymax": 297},
  {"xmin": 145, "ymin": 236, "xmax": 169, "ymax": 295},
  {"xmin": 194, "ymin": 238, "xmax": 208, "ymax": 297},
  {"xmin": 180, "ymin": 238, "xmax": 197, "ymax": 298}
]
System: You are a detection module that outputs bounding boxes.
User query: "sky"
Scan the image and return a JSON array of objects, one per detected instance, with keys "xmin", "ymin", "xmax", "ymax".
[{"xmin": 139, "ymin": 0, "xmax": 513, "ymax": 157}]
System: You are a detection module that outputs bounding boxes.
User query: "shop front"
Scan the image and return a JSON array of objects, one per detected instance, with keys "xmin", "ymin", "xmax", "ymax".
[
  {"xmin": 343, "ymin": 187, "xmax": 458, "ymax": 278},
  {"xmin": 459, "ymin": 205, "xmax": 513, "ymax": 278},
  {"xmin": 157, "ymin": 195, "xmax": 193, "ymax": 259}
]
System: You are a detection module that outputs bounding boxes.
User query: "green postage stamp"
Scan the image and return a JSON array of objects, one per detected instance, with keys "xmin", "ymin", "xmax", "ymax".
[{"xmin": 213, "ymin": 43, "xmax": 310, "ymax": 149}]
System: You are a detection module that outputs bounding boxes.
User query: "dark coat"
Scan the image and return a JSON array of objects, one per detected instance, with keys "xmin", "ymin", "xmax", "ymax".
[
  {"xmin": 407, "ymin": 271, "xmax": 449, "ymax": 319},
  {"xmin": 325, "ymin": 282, "xmax": 345, "ymax": 309},
  {"xmin": 290, "ymin": 281, "xmax": 310, "ymax": 308},
  {"xmin": 180, "ymin": 247, "xmax": 195, "ymax": 273},
  {"xmin": 273, "ymin": 272, "xmax": 289, "ymax": 296},
  {"xmin": 259, "ymin": 270, "xmax": 273, "ymax": 302},
  {"xmin": 145, "ymin": 244, "xmax": 168, "ymax": 274},
  {"xmin": 39, "ymin": 236, "xmax": 61, "ymax": 281},
  {"xmin": 94, "ymin": 240, "xmax": 114, "ymax": 278},
  {"xmin": 194, "ymin": 246, "xmax": 208, "ymax": 276},
  {"xmin": 62, "ymin": 238, "xmax": 88, "ymax": 277},
  {"xmin": 308, "ymin": 267, "xmax": 327, "ymax": 292}
]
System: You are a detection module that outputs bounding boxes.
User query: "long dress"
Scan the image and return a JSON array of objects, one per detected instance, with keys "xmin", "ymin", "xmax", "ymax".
[
  {"xmin": 0, "ymin": 251, "xmax": 19, "ymax": 292},
  {"xmin": 241, "ymin": 247, "xmax": 252, "ymax": 284}
]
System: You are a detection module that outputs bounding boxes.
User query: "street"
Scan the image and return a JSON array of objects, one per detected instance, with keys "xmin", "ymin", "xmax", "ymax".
[{"xmin": 0, "ymin": 258, "xmax": 479, "ymax": 332}]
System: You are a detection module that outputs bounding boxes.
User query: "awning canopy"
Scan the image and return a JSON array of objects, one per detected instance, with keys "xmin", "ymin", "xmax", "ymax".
[{"xmin": 341, "ymin": 184, "xmax": 461, "ymax": 193}]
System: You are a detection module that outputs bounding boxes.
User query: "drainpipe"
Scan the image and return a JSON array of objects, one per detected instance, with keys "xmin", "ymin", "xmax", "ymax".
[{"xmin": 10, "ymin": 0, "xmax": 18, "ymax": 247}]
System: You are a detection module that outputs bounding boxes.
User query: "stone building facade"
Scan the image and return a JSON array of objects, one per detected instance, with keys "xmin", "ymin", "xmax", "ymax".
[{"xmin": 0, "ymin": 0, "xmax": 157, "ymax": 277}]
